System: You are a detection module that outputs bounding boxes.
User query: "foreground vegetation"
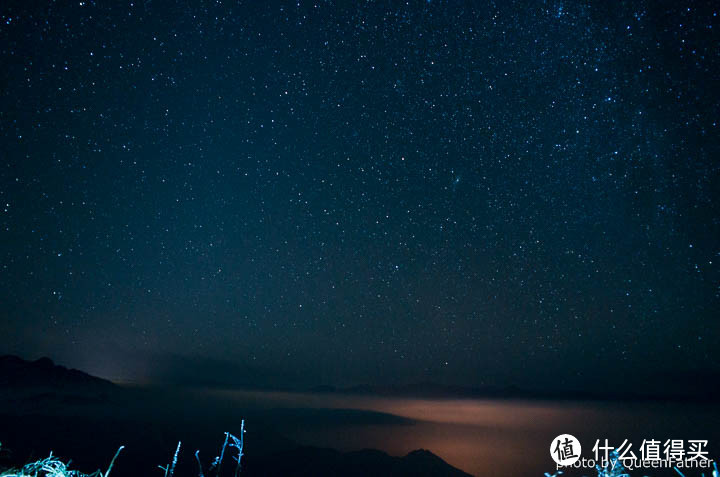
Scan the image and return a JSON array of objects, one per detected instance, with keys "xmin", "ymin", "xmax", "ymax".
[
  {"xmin": 0, "ymin": 422, "xmax": 244, "ymax": 477},
  {"xmin": 0, "ymin": 427, "xmax": 716, "ymax": 477}
]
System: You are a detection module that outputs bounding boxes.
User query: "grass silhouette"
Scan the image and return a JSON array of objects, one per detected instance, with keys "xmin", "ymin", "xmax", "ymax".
[
  {"xmin": 0, "ymin": 421, "xmax": 245, "ymax": 477},
  {"xmin": 1, "ymin": 423, "xmax": 716, "ymax": 476}
]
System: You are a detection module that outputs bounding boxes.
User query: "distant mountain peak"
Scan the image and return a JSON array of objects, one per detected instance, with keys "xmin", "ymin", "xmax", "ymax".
[
  {"xmin": 0, "ymin": 354, "xmax": 114, "ymax": 390},
  {"xmin": 245, "ymin": 445, "xmax": 474, "ymax": 476},
  {"xmin": 33, "ymin": 356, "xmax": 55, "ymax": 368},
  {"xmin": 406, "ymin": 448, "xmax": 435, "ymax": 457}
]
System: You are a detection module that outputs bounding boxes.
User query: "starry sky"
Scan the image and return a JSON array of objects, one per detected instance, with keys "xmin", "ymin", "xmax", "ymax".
[{"xmin": 1, "ymin": 0, "xmax": 718, "ymax": 391}]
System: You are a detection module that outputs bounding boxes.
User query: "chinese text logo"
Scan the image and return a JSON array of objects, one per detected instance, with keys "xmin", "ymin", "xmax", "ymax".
[{"xmin": 551, "ymin": 434, "xmax": 582, "ymax": 466}]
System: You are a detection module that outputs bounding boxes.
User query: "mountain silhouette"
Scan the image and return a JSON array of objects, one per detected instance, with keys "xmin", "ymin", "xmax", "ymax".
[
  {"xmin": 0, "ymin": 356, "xmax": 474, "ymax": 476},
  {"xmin": 242, "ymin": 446, "xmax": 473, "ymax": 477},
  {"xmin": 0, "ymin": 355, "xmax": 115, "ymax": 390}
]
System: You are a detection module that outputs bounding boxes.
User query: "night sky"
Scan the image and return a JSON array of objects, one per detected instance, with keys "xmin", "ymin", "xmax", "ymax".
[{"xmin": 1, "ymin": 0, "xmax": 718, "ymax": 391}]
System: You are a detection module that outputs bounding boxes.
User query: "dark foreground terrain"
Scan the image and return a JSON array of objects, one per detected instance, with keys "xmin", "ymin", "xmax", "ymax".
[
  {"xmin": 4, "ymin": 355, "xmax": 720, "ymax": 476},
  {"xmin": 0, "ymin": 356, "xmax": 472, "ymax": 477}
]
